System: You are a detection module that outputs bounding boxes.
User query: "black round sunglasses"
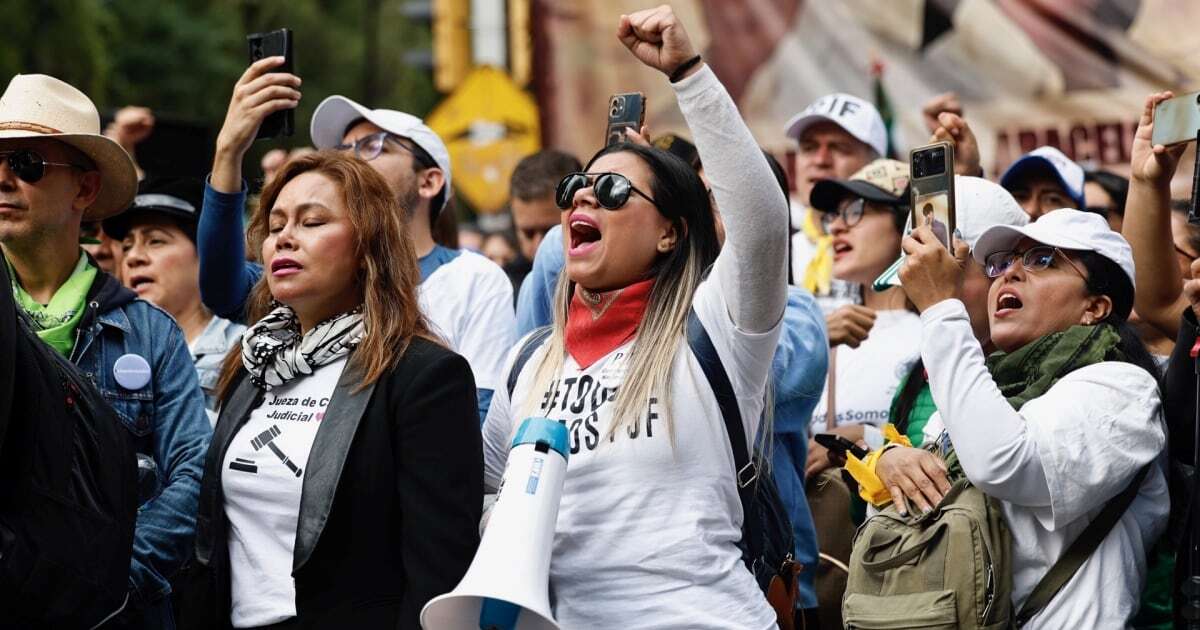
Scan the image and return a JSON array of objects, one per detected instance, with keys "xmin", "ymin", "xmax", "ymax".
[{"xmin": 555, "ymin": 172, "xmax": 660, "ymax": 211}]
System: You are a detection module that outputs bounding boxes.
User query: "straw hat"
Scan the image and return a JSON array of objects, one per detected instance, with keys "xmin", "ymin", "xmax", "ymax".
[{"xmin": 0, "ymin": 74, "xmax": 137, "ymax": 221}]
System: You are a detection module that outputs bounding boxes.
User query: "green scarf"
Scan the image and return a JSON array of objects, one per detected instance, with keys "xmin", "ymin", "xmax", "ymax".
[
  {"xmin": 8, "ymin": 252, "xmax": 97, "ymax": 356},
  {"xmin": 938, "ymin": 323, "xmax": 1125, "ymax": 480},
  {"xmin": 985, "ymin": 323, "xmax": 1125, "ymax": 410}
]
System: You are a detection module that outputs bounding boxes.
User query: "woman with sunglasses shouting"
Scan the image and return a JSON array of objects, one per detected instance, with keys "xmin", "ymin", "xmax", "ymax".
[
  {"xmin": 481, "ymin": 6, "xmax": 787, "ymax": 630},
  {"xmin": 877, "ymin": 210, "xmax": 1167, "ymax": 627}
]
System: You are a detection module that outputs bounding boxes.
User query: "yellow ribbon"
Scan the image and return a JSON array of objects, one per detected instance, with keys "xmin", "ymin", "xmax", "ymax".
[
  {"xmin": 800, "ymin": 208, "xmax": 834, "ymax": 295},
  {"xmin": 844, "ymin": 424, "xmax": 912, "ymax": 506}
]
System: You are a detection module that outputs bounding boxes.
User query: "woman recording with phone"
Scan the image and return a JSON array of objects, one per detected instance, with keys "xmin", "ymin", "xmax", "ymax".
[
  {"xmin": 481, "ymin": 6, "xmax": 788, "ymax": 628},
  {"xmin": 185, "ymin": 152, "xmax": 481, "ymax": 629},
  {"xmin": 878, "ymin": 210, "xmax": 1167, "ymax": 626}
]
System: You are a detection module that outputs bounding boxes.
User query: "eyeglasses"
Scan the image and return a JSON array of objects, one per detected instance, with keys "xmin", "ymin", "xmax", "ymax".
[
  {"xmin": 983, "ymin": 245, "xmax": 1087, "ymax": 279},
  {"xmin": 335, "ymin": 132, "xmax": 414, "ymax": 162},
  {"xmin": 0, "ymin": 149, "xmax": 85, "ymax": 183},
  {"xmin": 555, "ymin": 172, "xmax": 659, "ymax": 211},
  {"xmin": 819, "ymin": 197, "xmax": 871, "ymax": 232}
]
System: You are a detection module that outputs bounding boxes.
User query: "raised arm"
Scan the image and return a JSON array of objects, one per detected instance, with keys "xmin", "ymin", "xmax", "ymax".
[
  {"xmin": 618, "ymin": 6, "xmax": 788, "ymax": 333},
  {"xmin": 1123, "ymin": 91, "xmax": 1189, "ymax": 338},
  {"xmin": 199, "ymin": 57, "xmax": 300, "ymax": 320}
]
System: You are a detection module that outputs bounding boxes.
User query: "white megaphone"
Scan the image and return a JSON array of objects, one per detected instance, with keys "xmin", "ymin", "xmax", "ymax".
[{"xmin": 421, "ymin": 417, "xmax": 569, "ymax": 630}]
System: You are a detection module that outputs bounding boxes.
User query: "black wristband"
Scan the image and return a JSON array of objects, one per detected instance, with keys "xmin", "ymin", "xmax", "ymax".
[{"xmin": 669, "ymin": 55, "xmax": 703, "ymax": 83}]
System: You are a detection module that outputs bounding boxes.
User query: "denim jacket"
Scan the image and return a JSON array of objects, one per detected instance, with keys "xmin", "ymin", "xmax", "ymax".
[
  {"xmin": 190, "ymin": 315, "xmax": 245, "ymax": 424},
  {"xmin": 70, "ymin": 271, "xmax": 212, "ymax": 609}
]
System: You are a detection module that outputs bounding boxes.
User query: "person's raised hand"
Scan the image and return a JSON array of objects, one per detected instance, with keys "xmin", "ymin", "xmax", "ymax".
[
  {"xmin": 617, "ymin": 5, "xmax": 700, "ymax": 79},
  {"xmin": 1130, "ymin": 91, "xmax": 1186, "ymax": 188},
  {"xmin": 212, "ymin": 57, "xmax": 301, "ymax": 192},
  {"xmin": 875, "ymin": 446, "xmax": 951, "ymax": 516},
  {"xmin": 104, "ymin": 106, "xmax": 156, "ymax": 151},
  {"xmin": 921, "ymin": 92, "xmax": 962, "ymax": 134},
  {"xmin": 826, "ymin": 304, "xmax": 876, "ymax": 348},
  {"xmin": 624, "ymin": 124, "xmax": 654, "ymax": 149},
  {"xmin": 931, "ymin": 112, "xmax": 982, "ymax": 177},
  {"xmin": 899, "ymin": 227, "xmax": 970, "ymax": 312}
]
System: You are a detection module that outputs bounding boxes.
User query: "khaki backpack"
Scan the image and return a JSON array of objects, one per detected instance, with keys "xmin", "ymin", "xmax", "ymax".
[
  {"xmin": 842, "ymin": 479, "xmax": 1013, "ymax": 629},
  {"xmin": 842, "ymin": 463, "xmax": 1150, "ymax": 629}
]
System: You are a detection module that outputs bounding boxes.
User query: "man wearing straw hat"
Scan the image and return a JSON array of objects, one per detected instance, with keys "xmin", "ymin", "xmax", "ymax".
[{"xmin": 0, "ymin": 73, "xmax": 210, "ymax": 629}]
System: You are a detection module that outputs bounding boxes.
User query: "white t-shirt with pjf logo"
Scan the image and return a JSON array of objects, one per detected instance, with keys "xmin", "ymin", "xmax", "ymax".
[
  {"xmin": 482, "ymin": 279, "xmax": 779, "ymax": 630},
  {"xmin": 221, "ymin": 357, "xmax": 347, "ymax": 628}
]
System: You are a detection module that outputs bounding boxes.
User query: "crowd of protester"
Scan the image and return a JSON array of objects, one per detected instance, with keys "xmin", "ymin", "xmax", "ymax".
[{"xmin": 2, "ymin": 3, "xmax": 1199, "ymax": 629}]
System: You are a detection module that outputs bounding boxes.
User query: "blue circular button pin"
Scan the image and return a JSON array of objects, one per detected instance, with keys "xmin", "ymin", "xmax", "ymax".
[{"xmin": 113, "ymin": 354, "xmax": 152, "ymax": 391}]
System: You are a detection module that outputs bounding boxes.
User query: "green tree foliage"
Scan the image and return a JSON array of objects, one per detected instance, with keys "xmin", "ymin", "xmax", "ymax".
[{"xmin": 0, "ymin": 0, "xmax": 439, "ymax": 148}]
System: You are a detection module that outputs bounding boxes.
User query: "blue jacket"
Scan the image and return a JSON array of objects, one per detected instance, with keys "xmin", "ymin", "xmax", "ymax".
[
  {"xmin": 71, "ymin": 270, "xmax": 212, "ymax": 609},
  {"xmin": 768, "ymin": 287, "xmax": 827, "ymax": 609},
  {"xmin": 515, "ymin": 228, "xmax": 826, "ymax": 608}
]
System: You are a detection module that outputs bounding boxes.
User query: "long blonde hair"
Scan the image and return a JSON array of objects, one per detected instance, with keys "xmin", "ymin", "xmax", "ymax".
[{"xmin": 522, "ymin": 143, "xmax": 722, "ymax": 441}]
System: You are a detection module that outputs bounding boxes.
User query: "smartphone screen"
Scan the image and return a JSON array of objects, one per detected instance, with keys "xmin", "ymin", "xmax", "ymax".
[
  {"xmin": 605, "ymin": 93, "xmax": 646, "ymax": 147},
  {"xmin": 910, "ymin": 142, "xmax": 956, "ymax": 250},
  {"xmin": 247, "ymin": 28, "xmax": 294, "ymax": 140}
]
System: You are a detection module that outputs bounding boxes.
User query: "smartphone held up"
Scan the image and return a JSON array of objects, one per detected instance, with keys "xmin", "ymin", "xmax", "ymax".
[
  {"xmin": 909, "ymin": 141, "xmax": 956, "ymax": 250},
  {"xmin": 605, "ymin": 92, "xmax": 646, "ymax": 147},
  {"xmin": 247, "ymin": 28, "xmax": 295, "ymax": 140}
]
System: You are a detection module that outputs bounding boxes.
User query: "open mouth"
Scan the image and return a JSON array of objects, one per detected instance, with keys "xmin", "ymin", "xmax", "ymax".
[
  {"xmin": 568, "ymin": 213, "xmax": 602, "ymax": 255},
  {"xmin": 995, "ymin": 290, "xmax": 1023, "ymax": 316},
  {"xmin": 128, "ymin": 275, "xmax": 153, "ymax": 291},
  {"xmin": 832, "ymin": 240, "xmax": 853, "ymax": 259}
]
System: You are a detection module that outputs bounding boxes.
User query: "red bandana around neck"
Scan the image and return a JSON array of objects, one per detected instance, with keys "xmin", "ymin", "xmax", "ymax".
[{"xmin": 564, "ymin": 278, "xmax": 655, "ymax": 369}]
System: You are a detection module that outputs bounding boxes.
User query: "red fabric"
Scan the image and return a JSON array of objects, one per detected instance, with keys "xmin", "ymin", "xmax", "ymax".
[{"xmin": 564, "ymin": 278, "xmax": 655, "ymax": 369}]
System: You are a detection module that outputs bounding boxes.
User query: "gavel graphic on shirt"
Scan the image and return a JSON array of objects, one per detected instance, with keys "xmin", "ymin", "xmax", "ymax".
[{"xmin": 251, "ymin": 425, "xmax": 303, "ymax": 477}]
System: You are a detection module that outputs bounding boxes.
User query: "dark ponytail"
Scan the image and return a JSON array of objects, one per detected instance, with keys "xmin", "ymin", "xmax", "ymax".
[{"xmin": 1076, "ymin": 250, "xmax": 1162, "ymax": 384}]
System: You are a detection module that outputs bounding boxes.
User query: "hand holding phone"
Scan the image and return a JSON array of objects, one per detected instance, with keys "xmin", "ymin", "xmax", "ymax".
[
  {"xmin": 211, "ymin": 45, "xmax": 300, "ymax": 194},
  {"xmin": 909, "ymin": 141, "xmax": 956, "ymax": 250},
  {"xmin": 605, "ymin": 93, "xmax": 646, "ymax": 147},
  {"xmin": 247, "ymin": 28, "xmax": 295, "ymax": 140}
]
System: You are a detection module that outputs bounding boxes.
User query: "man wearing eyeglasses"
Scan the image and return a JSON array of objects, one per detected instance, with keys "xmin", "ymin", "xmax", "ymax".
[
  {"xmin": 201, "ymin": 57, "xmax": 516, "ymax": 424},
  {"xmin": 0, "ymin": 74, "xmax": 211, "ymax": 629},
  {"xmin": 999, "ymin": 146, "xmax": 1085, "ymax": 221}
]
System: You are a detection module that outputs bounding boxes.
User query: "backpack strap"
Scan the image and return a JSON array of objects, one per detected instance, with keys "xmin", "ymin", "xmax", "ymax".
[
  {"xmin": 1014, "ymin": 462, "xmax": 1152, "ymax": 627},
  {"xmin": 507, "ymin": 326, "xmax": 553, "ymax": 398},
  {"xmin": 686, "ymin": 309, "xmax": 761, "ymax": 528}
]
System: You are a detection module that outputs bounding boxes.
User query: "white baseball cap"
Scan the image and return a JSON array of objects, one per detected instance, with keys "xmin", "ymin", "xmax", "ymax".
[
  {"xmin": 999, "ymin": 146, "xmax": 1085, "ymax": 210},
  {"xmin": 972, "ymin": 208, "xmax": 1135, "ymax": 291},
  {"xmin": 784, "ymin": 93, "xmax": 887, "ymax": 157},
  {"xmin": 873, "ymin": 176, "xmax": 1029, "ymax": 289},
  {"xmin": 310, "ymin": 95, "xmax": 453, "ymax": 213}
]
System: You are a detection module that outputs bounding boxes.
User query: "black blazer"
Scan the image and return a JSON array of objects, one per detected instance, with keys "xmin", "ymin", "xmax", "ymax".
[{"xmin": 187, "ymin": 337, "xmax": 482, "ymax": 630}]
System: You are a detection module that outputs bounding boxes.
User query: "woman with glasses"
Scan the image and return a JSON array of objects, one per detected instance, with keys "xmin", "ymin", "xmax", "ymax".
[
  {"xmin": 184, "ymin": 152, "xmax": 481, "ymax": 629},
  {"xmin": 875, "ymin": 209, "xmax": 1166, "ymax": 627},
  {"xmin": 803, "ymin": 159, "xmax": 921, "ymax": 478},
  {"xmin": 481, "ymin": 7, "xmax": 786, "ymax": 629}
]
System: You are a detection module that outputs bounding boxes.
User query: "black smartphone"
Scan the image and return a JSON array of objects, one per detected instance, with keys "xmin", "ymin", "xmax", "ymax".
[
  {"xmin": 814, "ymin": 433, "xmax": 869, "ymax": 460},
  {"xmin": 910, "ymin": 141, "xmax": 956, "ymax": 250},
  {"xmin": 247, "ymin": 28, "xmax": 294, "ymax": 140},
  {"xmin": 605, "ymin": 92, "xmax": 646, "ymax": 147}
]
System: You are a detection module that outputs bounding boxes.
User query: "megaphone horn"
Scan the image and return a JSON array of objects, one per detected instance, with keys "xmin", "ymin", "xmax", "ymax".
[{"xmin": 421, "ymin": 418, "xmax": 569, "ymax": 630}]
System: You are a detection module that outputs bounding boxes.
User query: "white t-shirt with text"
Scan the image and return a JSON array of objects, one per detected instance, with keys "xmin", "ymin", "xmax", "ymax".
[
  {"xmin": 809, "ymin": 309, "xmax": 921, "ymax": 445},
  {"xmin": 482, "ymin": 280, "xmax": 779, "ymax": 630},
  {"xmin": 222, "ymin": 357, "xmax": 347, "ymax": 628}
]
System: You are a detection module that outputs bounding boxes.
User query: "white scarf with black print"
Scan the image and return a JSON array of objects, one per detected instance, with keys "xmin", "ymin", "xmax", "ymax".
[{"xmin": 241, "ymin": 304, "xmax": 365, "ymax": 389}]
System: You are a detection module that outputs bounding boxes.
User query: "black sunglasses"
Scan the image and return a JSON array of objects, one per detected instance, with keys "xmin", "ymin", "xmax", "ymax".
[
  {"xmin": 0, "ymin": 149, "xmax": 85, "ymax": 183},
  {"xmin": 555, "ymin": 172, "xmax": 659, "ymax": 211}
]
